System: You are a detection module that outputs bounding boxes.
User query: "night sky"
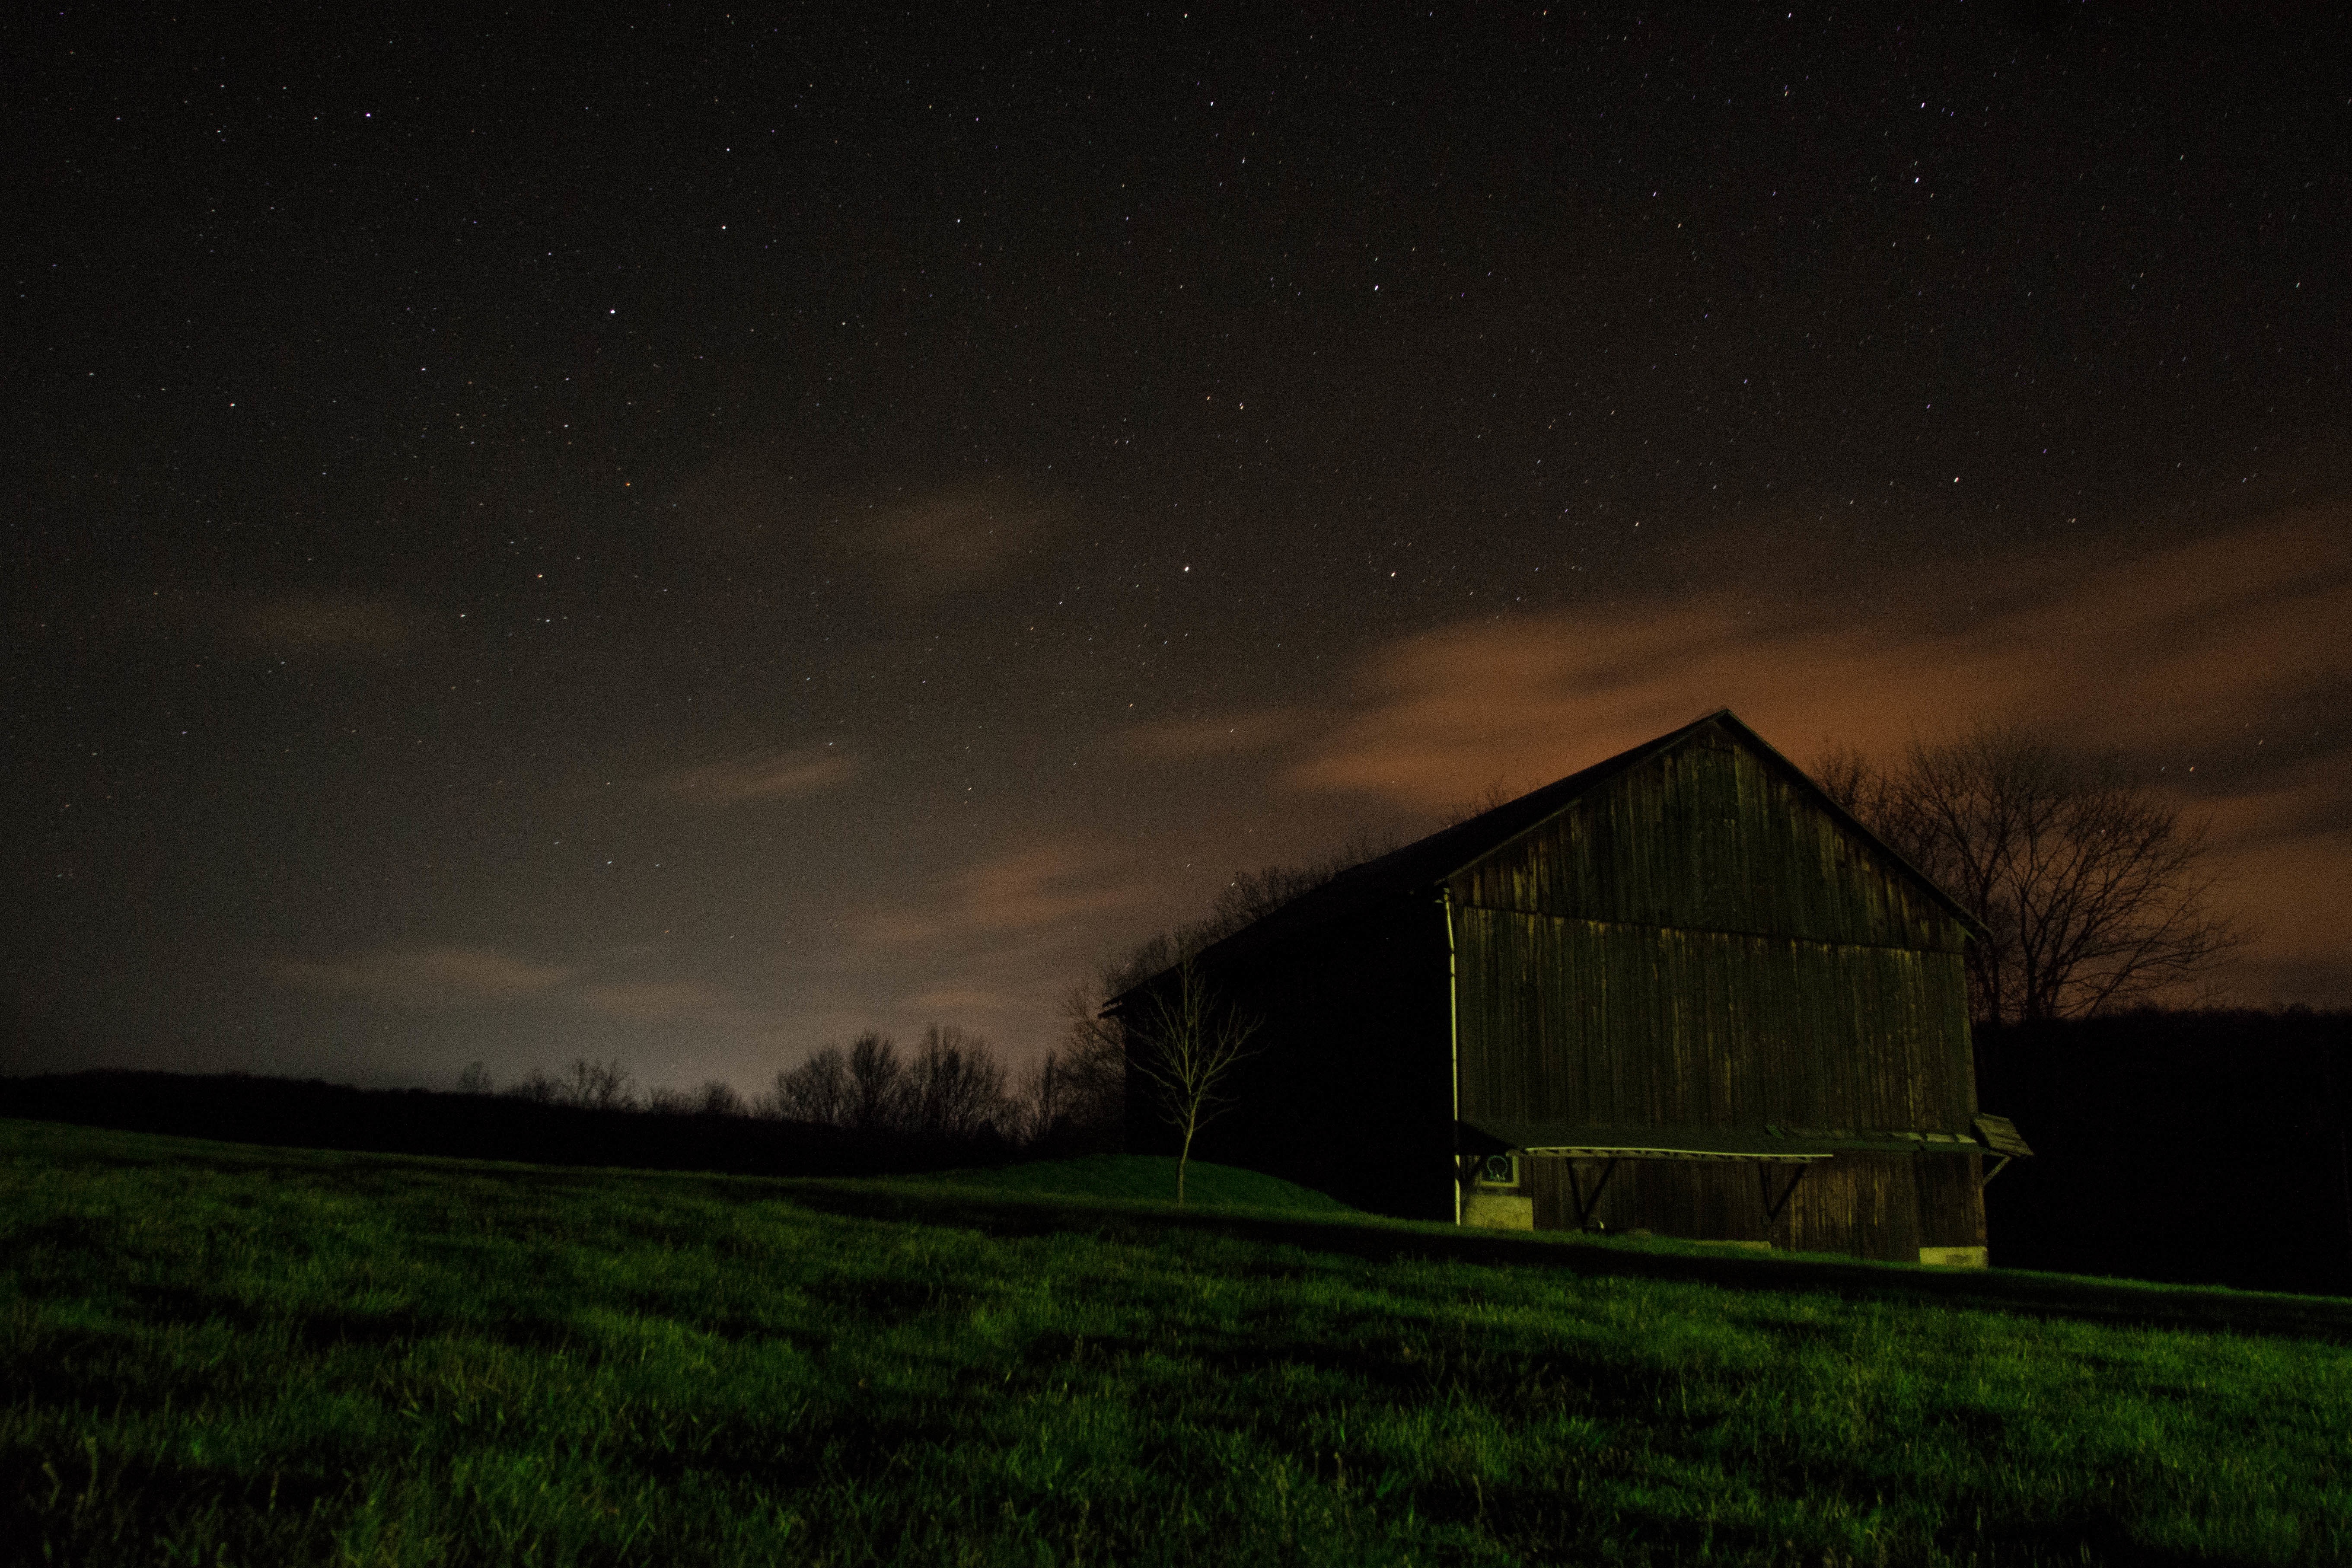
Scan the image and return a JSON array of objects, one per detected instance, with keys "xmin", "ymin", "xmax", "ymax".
[{"xmin": 8, "ymin": 6, "xmax": 2347, "ymax": 1095}]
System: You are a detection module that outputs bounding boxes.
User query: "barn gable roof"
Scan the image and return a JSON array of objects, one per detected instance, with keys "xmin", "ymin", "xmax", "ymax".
[{"xmin": 1110, "ymin": 709, "xmax": 1979, "ymax": 1009}]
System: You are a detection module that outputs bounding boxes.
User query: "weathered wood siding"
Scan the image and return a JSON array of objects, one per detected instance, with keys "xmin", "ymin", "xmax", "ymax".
[
  {"xmin": 1453, "ymin": 722, "xmax": 1963, "ymax": 952},
  {"xmin": 1450, "ymin": 718, "xmax": 1982, "ymax": 1258},
  {"xmin": 1452, "ymin": 722, "xmax": 1976, "ymax": 1136},
  {"xmin": 1453, "ymin": 907, "xmax": 1973, "ymax": 1129}
]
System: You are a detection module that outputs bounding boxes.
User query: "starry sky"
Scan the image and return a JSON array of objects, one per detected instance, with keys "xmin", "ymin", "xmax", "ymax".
[{"xmin": 7, "ymin": 6, "xmax": 2347, "ymax": 1094}]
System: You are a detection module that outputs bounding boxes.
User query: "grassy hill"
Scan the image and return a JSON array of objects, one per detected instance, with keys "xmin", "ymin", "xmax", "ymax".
[
  {"xmin": 3, "ymin": 1118, "xmax": 2349, "ymax": 1565},
  {"xmin": 877, "ymin": 1152, "xmax": 1359, "ymax": 1211}
]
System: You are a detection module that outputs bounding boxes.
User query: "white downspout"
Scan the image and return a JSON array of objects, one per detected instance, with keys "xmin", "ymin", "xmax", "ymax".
[{"xmin": 1444, "ymin": 885, "xmax": 1462, "ymax": 1225}]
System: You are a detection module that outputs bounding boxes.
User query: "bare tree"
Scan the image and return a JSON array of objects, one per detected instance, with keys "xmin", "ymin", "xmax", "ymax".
[
  {"xmin": 695, "ymin": 1079, "xmax": 746, "ymax": 1118},
  {"xmin": 845, "ymin": 1030, "xmax": 909, "ymax": 1133},
  {"xmin": 1818, "ymin": 717, "xmax": 2253, "ymax": 1025},
  {"xmin": 454, "ymin": 1061, "xmax": 495, "ymax": 1096},
  {"xmin": 1049, "ymin": 977, "xmax": 1132, "ymax": 1144},
  {"xmin": 1071, "ymin": 833, "xmax": 1396, "ymax": 1166},
  {"xmin": 1437, "ymin": 773, "xmax": 1518, "ymax": 828},
  {"xmin": 1128, "ymin": 957, "xmax": 1262, "ymax": 1204},
  {"xmin": 905, "ymin": 1023, "xmax": 1011, "ymax": 1139},
  {"xmin": 560, "ymin": 1057, "xmax": 638, "ymax": 1112},
  {"xmin": 653, "ymin": 1078, "xmax": 747, "ymax": 1116},
  {"xmin": 504, "ymin": 1067, "xmax": 563, "ymax": 1105},
  {"xmin": 1013, "ymin": 1048, "xmax": 1073, "ymax": 1144},
  {"xmin": 768, "ymin": 1045, "xmax": 855, "ymax": 1125}
]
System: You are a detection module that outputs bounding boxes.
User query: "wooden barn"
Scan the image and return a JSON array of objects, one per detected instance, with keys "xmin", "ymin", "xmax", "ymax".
[{"xmin": 1108, "ymin": 709, "xmax": 2030, "ymax": 1264}]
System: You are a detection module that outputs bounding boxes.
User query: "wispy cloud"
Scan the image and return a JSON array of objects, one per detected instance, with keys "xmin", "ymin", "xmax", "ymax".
[
  {"xmin": 1287, "ymin": 506, "xmax": 2351, "ymax": 808},
  {"xmin": 851, "ymin": 479, "xmax": 1055, "ymax": 597},
  {"xmin": 271, "ymin": 945, "xmax": 580, "ymax": 1009},
  {"xmin": 849, "ymin": 838, "xmax": 1154, "ymax": 947},
  {"xmin": 899, "ymin": 983, "xmax": 1029, "ymax": 1017},
  {"xmin": 1123, "ymin": 707, "xmax": 1310, "ymax": 762},
  {"xmin": 272, "ymin": 945, "xmax": 778, "ymax": 1039},
  {"xmin": 229, "ymin": 591, "xmax": 421, "ymax": 652},
  {"xmin": 576, "ymin": 979, "xmax": 740, "ymax": 1023},
  {"xmin": 84, "ymin": 584, "xmax": 427, "ymax": 653},
  {"xmin": 650, "ymin": 744, "xmax": 863, "ymax": 805}
]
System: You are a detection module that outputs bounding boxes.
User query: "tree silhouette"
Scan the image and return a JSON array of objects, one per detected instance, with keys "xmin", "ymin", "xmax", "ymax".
[
  {"xmin": 1819, "ymin": 717, "xmax": 2253, "ymax": 1025},
  {"xmin": 905, "ymin": 1023, "xmax": 1011, "ymax": 1140},
  {"xmin": 1128, "ymin": 957, "xmax": 1262, "ymax": 1205},
  {"xmin": 560, "ymin": 1057, "xmax": 638, "ymax": 1112},
  {"xmin": 504, "ymin": 1067, "xmax": 563, "ymax": 1105},
  {"xmin": 768, "ymin": 1043, "xmax": 855, "ymax": 1125},
  {"xmin": 1046, "ymin": 978, "xmax": 1131, "ymax": 1147},
  {"xmin": 845, "ymin": 1031, "xmax": 909, "ymax": 1133}
]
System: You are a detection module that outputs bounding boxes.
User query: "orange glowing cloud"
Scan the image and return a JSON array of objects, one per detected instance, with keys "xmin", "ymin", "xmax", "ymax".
[{"xmin": 1287, "ymin": 506, "xmax": 2350, "ymax": 806}]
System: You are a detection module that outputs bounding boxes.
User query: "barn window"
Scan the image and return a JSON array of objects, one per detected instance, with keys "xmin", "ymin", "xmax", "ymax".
[{"xmin": 1474, "ymin": 1153, "xmax": 1520, "ymax": 1188}]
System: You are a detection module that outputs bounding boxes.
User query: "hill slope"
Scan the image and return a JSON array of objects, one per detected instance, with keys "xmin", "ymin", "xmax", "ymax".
[
  {"xmin": 4, "ymin": 1118, "xmax": 2349, "ymax": 1566},
  {"xmin": 881, "ymin": 1152, "xmax": 1357, "ymax": 1210}
]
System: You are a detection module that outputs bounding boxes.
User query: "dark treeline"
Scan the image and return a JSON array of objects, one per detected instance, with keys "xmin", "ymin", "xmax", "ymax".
[
  {"xmin": 1980, "ymin": 1006, "xmax": 2352, "ymax": 1295},
  {"xmin": 0, "ymin": 1038, "xmax": 1118, "ymax": 1179},
  {"xmin": 0, "ymin": 1070, "xmax": 896, "ymax": 1176}
]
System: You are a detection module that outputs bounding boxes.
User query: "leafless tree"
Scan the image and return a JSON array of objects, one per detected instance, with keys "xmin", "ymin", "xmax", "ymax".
[
  {"xmin": 504, "ymin": 1067, "xmax": 563, "ymax": 1105},
  {"xmin": 1437, "ymin": 773, "xmax": 1518, "ymax": 828},
  {"xmin": 653, "ymin": 1078, "xmax": 748, "ymax": 1117},
  {"xmin": 1818, "ymin": 717, "xmax": 2253, "ymax": 1025},
  {"xmin": 1013, "ymin": 1048, "xmax": 1073, "ymax": 1143},
  {"xmin": 454, "ymin": 1061, "xmax": 495, "ymax": 1096},
  {"xmin": 768, "ymin": 1044, "xmax": 855, "ymax": 1125},
  {"xmin": 1048, "ymin": 977, "xmax": 1131, "ymax": 1144},
  {"xmin": 559, "ymin": 1057, "xmax": 638, "ymax": 1112},
  {"xmin": 905, "ymin": 1023, "xmax": 1011, "ymax": 1139},
  {"xmin": 695, "ymin": 1079, "xmax": 746, "ymax": 1117},
  {"xmin": 1128, "ymin": 957, "xmax": 1262, "ymax": 1204},
  {"xmin": 845, "ymin": 1030, "xmax": 909, "ymax": 1133}
]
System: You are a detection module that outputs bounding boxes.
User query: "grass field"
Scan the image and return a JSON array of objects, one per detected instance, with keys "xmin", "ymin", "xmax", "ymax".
[
  {"xmin": 4, "ymin": 1118, "xmax": 2349, "ymax": 1566},
  {"xmin": 875, "ymin": 1152, "xmax": 1358, "ymax": 1211}
]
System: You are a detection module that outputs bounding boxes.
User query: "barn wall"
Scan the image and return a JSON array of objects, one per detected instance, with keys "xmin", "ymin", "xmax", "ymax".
[
  {"xmin": 1453, "ymin": 906, "xmax": 1975, "ymax": 1130},
  {"xmin": 1454, "ymin": 722, "xmax": 1964, "ymax": 953},
  {"xmin": 1449, "ymin": 719, "xmax": 1982, "ymax": 1256}
]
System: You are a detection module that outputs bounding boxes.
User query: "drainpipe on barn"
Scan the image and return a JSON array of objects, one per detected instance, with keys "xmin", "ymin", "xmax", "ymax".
[{"xmin": 1444, "ymin": 885, "xmax": 1463, "ymax": 1225}]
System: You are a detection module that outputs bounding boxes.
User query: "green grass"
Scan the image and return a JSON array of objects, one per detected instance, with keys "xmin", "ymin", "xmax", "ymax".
[
  {"xmin": 3, "ymin": 1118, "xmax": 2349, "ymax": 1566},
  {"xmin": 878, "ymin": 1153, "xmax": 1358, "ymax": 1211}
]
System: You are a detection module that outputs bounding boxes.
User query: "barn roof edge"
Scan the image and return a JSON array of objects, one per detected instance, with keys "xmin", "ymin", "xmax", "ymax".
[{"xmin": 1104, "ymin": 708, "xmax": 1985, "ymax": 1012}]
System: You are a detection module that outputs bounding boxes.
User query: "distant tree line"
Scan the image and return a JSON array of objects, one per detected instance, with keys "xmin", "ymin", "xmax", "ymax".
[
  {"xmin": 453, "ymin": 1018, "xmax": 1125, "ymax": 1157},
  {"xmin": 0, "ymin": 1011, "xmax": 1144, "ymax": 1180}
]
